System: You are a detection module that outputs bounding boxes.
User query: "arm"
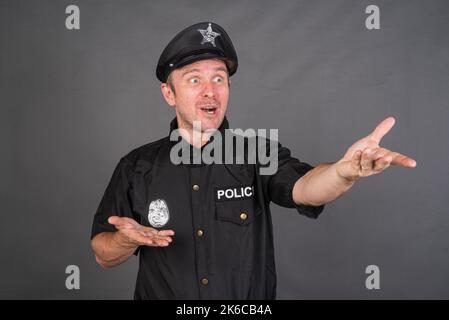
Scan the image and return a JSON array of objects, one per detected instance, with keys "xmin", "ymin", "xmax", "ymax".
[
  {"xmin": 91, "ymin": 216, "xmax": 175, "ymax": 268},
  {"xmin": 293, "ymin": 162, "xmax": 354, "ymax": 206},
  {"xmin": 293, "ymin": 117, "xmax": 417, "ymax": 206},
  {"xmin": 92, "ymin": 231, "xmax": 139, "ymax": 268}
]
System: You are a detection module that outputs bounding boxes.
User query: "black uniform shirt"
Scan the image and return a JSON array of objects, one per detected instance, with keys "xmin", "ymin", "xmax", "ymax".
[{"xmin": 91, "ymin": 117, "xmax": 324, "ymax": 299}]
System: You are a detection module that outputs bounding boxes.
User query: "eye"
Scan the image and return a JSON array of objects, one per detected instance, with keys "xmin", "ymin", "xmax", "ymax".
[
  {"xmin": 189, "ymin": 77, "xmax": 199, "ymax": 84},
  {"xmin": 213, "ymin": 76, "xmax": 224, "ymax": 83}
]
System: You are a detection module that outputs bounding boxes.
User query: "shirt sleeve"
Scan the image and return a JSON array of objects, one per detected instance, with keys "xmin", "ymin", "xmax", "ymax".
[
  {"xmin": 91, "ymin": 157, "xmax": 141, "ymax": 240},
  {"xmin": 260, "ymin": 141, "xmax": 325, "ymax": 219}
]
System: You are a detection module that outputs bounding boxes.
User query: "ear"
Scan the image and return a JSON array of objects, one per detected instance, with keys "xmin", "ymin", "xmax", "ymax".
[{"xmin": 161, "ymin": 83, "xmax": 176, "ymax": 107}]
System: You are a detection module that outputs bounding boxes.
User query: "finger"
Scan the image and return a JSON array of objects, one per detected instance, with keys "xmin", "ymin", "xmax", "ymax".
[
  {"xmin": 153, "ymin": 235, "xmax": 173, "ymax": 243},
  {"xmin": 108, "ymin": 216, "xmax": 139, "ymax": 229},
  {"xmin": 154, "ymin": 239, "xmax": 171, "ymax": 247},
  {"xmin": 141, "ymin": 228, "xmax": 158, "ymax": 235},
  {"xmin": 141, "ymin": 232, "xmax": 173, "ymax": 243},
  {"xmin": 369, "ymin": 116, "xmax": 395, "ymax": 144},
  {"xmin": 141, "ymin": 228, "xmax": 175, "ymax": 237},
  {"xmin": 360, "ymin": 148, "xmax": 375, "ymax": 171},
  {"xmin": 371, "ymin": 148, "xmax": 388, "ymax": 161},
  {"xmin": 351, "ymin": 150, "xmax": 362, "ymax": 171},
  {"xmin": 152, "ymin": 234, "xmax": 173, "ymax": 243},
  {"xmin": 126, "ymin": 232, "xmax": 154, "ymax": 246},
  {"xmin": 390, "ymin": 152, "xmax": 417, "ymax": 168},
  {"xmin": 157, "ymin": 230, "xmax": 175, "ymax": 236},
  {"xmin": 373, "ymin": 155, "xmax": 392, "ymax": 172},
  {"xmin": 139, "ymin": 229, "xmax": 173, "ymax": 242},
  {"xmin": 351, "ymin": 150, "xmax": 362, "ymax": 163},
  {"xmin": 145, "ymin": 238, "xmax": 170, "ymax": 247}
]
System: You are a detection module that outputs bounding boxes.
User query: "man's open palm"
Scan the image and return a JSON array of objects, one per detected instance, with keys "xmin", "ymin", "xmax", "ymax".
[{"xmin": 108, "ymin": 216, "xmax": 175, "ymax": 247}]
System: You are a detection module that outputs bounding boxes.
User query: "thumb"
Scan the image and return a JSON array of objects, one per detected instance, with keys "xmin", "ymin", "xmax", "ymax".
[
  {"xmin": 369, "ymin": 116, "xmax": 395, "ymax": 144},
  {"xmin": 108, "ymin": 216, "xmax": 125, "ymax": 227}
]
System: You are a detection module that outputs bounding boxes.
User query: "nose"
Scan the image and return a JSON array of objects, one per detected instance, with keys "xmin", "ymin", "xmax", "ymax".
[{"xmin": 202, "ymin": 81, "xmax": 215, "ymax": 98}]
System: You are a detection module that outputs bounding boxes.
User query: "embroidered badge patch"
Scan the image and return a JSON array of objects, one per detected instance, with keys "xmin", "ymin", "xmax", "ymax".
[{"xmin": 148, "ymin": 199, "xmax": 170, "ymax": 228}]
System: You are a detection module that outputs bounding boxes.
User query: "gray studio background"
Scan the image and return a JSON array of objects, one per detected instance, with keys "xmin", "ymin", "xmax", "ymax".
[{"xmin": 1, "ymin": 0, "xmax": 448, "ymax": 299}]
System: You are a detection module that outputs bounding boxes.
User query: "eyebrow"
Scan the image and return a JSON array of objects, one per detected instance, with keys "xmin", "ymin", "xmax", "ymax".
[{"xmin": 181, "ymin": 67, "xmax": 228, "ymax": 77}]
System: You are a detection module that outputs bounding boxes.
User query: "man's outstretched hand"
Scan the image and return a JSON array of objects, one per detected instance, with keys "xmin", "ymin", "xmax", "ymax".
[
  {"xmin": 108, "ymin": 216, "xmax": 175, "ymax": 247},
  {"xmin": 335, "ymin": 117, "xmax": 417, "ymax": 182}
]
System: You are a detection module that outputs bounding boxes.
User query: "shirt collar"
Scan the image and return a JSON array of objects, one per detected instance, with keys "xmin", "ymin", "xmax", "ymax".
[
  {"xmin": 168, "ymin": 116, "xmax": 230, "ymax": 165},
  {"xmin": 169, "ymin": 116, "xmax": 229, "ymax": 138}
]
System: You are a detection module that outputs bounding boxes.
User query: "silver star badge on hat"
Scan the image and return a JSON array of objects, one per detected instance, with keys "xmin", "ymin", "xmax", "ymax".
[{"xmin": 198, "ymin": 23, "xmax": 221, "ymax": 47}]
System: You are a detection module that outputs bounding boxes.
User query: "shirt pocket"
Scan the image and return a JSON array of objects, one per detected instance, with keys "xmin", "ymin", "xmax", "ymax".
[{"xmin": 215, "ymin": 199, "xmax": 261, "ymax": 226}]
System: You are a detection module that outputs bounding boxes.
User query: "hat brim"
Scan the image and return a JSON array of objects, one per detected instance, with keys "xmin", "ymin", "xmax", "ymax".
[{"xmin": 167, "ymin": 53, "xmax": 237, "ymax": 81}]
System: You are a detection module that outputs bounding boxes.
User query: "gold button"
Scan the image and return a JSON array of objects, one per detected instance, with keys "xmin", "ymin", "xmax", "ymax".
[
  {"xmin": 192, "ymin": 184, "xmax": 200, "ymax": 192},
  {"xmin": 197, "ymin": 229, "xmax": 204, "ymax": 237},
  {"xmin": 201, "ymin": 278, "xmax": 209, "ymax": 285},
  {"xmin": 240, "ymin": 212, "xmax": 248, "ymax": 220}
]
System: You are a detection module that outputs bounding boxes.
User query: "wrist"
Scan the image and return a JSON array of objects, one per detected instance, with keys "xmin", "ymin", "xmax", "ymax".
[
  {"xmin": 112, "ymin": 231, "xmax": 139, "ymax": 249},
  {"xmin": 334, "ymin": 160, "xmax": 359, "ymax": 185}
]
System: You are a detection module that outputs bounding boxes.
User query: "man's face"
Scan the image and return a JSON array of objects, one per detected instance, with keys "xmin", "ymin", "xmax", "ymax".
[{"xmin": 161, "ymin": 59, "xmax": 230, "ymax": 132}]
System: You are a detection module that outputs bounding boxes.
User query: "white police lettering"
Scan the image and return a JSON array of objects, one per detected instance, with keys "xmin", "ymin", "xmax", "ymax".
[
  {"xmin": 197, "ymin": 23, "xmax": 220, "ymax": 47},
  {"xmin": 217, "ymin": 186, "xmax": 254, "ymax": 200}
]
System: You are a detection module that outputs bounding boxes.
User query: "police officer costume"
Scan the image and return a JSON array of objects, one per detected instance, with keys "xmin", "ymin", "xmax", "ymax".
[{"xmin": 91, "ymin": 22, "xmax": 324, "ymax": 300}]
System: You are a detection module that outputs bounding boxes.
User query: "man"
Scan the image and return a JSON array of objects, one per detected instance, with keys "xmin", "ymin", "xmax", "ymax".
[{"xmin": 91, "ymin": 22, "xmax": 416, "ymax": 299}]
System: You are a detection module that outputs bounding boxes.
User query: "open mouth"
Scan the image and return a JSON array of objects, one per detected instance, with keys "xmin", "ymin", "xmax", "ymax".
[{"xmin": 200, "ymin": 106, "xmax": 218, "ymax": 115}]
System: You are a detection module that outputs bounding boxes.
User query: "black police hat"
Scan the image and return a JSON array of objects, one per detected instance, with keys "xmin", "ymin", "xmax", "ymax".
[{"xmin": 156, "ymin": 22, "xmax": 238, "ymax": 82}]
